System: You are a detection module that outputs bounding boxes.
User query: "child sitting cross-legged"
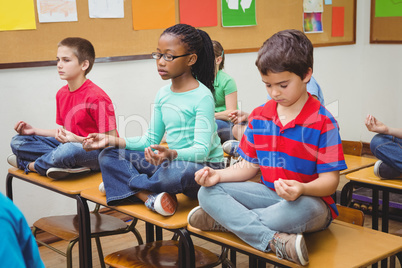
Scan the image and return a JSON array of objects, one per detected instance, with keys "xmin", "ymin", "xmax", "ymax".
[{"xmin": 188, "ymin": 29, "xmax": 347, "ymax": 266}]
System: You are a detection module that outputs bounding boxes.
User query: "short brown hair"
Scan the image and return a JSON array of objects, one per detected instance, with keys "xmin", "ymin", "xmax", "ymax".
[
  {"xmin": 58, "ymin": 37, "xmax": 95, "ymax": 75},
  {"xmin": 255, "ymin": 29, "xmax": 313, "ymax": 80}
]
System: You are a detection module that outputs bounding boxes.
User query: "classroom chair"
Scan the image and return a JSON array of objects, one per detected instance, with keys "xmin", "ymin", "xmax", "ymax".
[{"xmin": 32, "ymin": 203, "xmax": 143, "ymax": 268}]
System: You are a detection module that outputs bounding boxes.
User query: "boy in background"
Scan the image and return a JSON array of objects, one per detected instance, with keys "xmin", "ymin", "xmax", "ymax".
[
  {"xmin": 189, "ymin": 29, "xmax": 347, "ymax": 266},
  {"xmin": 8, "ymin": 37, "xmax": 117, "ymax": 179}
]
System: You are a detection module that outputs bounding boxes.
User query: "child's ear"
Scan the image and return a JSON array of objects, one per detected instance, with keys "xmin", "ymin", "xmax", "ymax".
[
  {"xmin": 303, "ymin": 68, "xmax": 313, "ymax": 83},
  {"xmin": 215, "ymin": 56, "xmax": 223, "ymax": 65},
  {"xmin": 188, "ymin": 54, "xmax": 197, "ymax": 66},
  {"xmin": 81, "ymin": 60, "xmax": 90, "ymax": 72}
]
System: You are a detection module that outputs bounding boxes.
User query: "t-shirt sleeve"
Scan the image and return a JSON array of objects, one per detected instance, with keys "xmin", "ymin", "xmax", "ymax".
[
  {"xmin": 316, "ymin": 111, "xmax": 347, "ymax": 173},
  {"xmin": 223, "ymin": 76, "xmax": 237, "ymax": 96},
  {"xmin": 89, "ymin": 95, "xmax": 117, "ymax": 133}
]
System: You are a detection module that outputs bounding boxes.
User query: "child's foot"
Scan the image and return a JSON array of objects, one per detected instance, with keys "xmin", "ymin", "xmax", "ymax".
[
  {"xmin": 99, "ymin": 182, "xmax": 105, "ymax": 194},
  {"xmin": 145, "ymin": 192, "xmax": 177, "ymax": 216},
  {"xmin": 269, "ymin": 232, "xmax": 309, "ymax": 266},
  {"xmin": 46, "ymin": 167, "xmax": 91, "ymax": 180},
  {"xmin": 7, "ymin": 154, "xmax": 18, "ymax": 168},
  {"xmin": 373, "ymin": 160, "xmax": 402, "ymax": 179},
  {"xmin": 222, "ymin": 140, "xmax": 240, "ymax": 157},
  {"xmin": 187, "ymin": 206, "xmax": 229, "ymax": 232}
]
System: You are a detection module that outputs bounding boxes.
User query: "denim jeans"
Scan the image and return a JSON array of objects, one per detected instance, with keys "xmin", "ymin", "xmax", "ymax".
[
  {"xmin": 198, "ymin": 182, "xmax": 332, "ymax": 252},
  {"xmin": 216, "ymin": 119, "xmax": 234, "ymax": 143},
  {"xmin": 10, "ymin": 135, "xmax": 101, "ymax": 176},
  {"xmin": 98, "ymin": 147, "xmax": 225, "ymax": 206},
  {"xmin": 370, "ymin": 134, "xmax": 402, "ymax": 172}
]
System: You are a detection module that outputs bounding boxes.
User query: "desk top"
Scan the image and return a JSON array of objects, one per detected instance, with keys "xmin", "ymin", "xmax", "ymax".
[
  {"xmin": 7, "ymin": 168, "xmax": 103, "ymax": 195},
  {"xmin": 340, "ymin": 154, "xmax": 377, "ymax": 175},
  {"xmin": 345, "ymin": 166, "xmax": 402, "ymax": 190},
  {"xmin": 188, "ymin": 220, "xmax": 402, "ymax": 268},
  {"xmin": 81, "ymin": 187, "xmax": 199, "ymax": 229}
]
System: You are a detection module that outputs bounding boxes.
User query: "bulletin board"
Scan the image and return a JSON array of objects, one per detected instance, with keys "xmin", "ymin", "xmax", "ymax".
[
  {"xmin": 0, "ymin": 0, "xmax": 356, "ymax": 68},
  {"xmin": 370, "ymin": 0, "xmax": 402, "ymax": 44}
]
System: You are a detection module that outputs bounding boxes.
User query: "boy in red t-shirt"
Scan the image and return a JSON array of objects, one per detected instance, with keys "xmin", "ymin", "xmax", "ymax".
[
  {"xmin": 8, "ymin": 37, "xmax": 117, "ymax": 179},
  {"xmin": 188, "ymin": 30, "xmax": 347, "ymax": 266}
]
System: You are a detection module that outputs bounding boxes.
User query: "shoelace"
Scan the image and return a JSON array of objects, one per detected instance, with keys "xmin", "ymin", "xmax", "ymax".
[
  {"xmin": 213, "ymin": 221, "xmax": 228, "ymax": 232},
  {"xmin": 144, "ymin": 194, "xmax": 156, "ymax": 211},
  {"xmin": 272, "ymin": 236, "xmax": 291, "ymax": 261}
]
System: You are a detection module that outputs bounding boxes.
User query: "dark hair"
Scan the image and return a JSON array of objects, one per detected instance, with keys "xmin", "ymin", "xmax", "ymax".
[
  {"xmin": 255, "ymin": 29, "xmax": 313, "ymax": 80},
  {"xmin": 162, "ymin": 24, "xmax": 215, "ymax": 94},
  {"xmin": 58, "ymin": 37, "xmax": 95, "ymax": 75},
  {"xmin": 212, "ymin": 40, "xmax": 225, "ymax": 70}
]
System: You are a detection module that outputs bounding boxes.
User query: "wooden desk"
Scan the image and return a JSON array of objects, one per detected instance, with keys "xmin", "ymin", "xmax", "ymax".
[
  {"xmin": 341, "ymin": 166, "xmax": 402, "ymax": 233},
  {"xmin": 80, "ymin": 187, "xmax": 199, "ymax": 268},
  {"xmin": 188, "ymin": 220, "xmax": 402, "ymax": 268},
  {"xmin": 340, "ymin": 154, "xmax": 377, "ymax": 175},
  {"xmin": 6, "ymin": 168, "xmax": 102, "ymax": 268}
]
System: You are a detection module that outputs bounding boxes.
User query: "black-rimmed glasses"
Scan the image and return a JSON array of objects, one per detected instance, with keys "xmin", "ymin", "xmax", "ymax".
[{"xmin": 152, "ymin": 52, "xmax": 191, "ymax": 61}]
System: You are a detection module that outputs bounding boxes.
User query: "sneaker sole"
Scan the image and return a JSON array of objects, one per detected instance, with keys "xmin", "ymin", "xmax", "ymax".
[
  {"xmin": 295, "ymin": 233, "xmax": 309, "ymax": 266},
  {"xmin": 46, "ymin": 167, "xmax": 91, "ymax": 180},
  {"xmin": 154, "ymin": 193, "xmax": 177, "ymax": 216},
  {"xmin": 373, "ymin": 160, "xmax": 384, "ymax": 179}
]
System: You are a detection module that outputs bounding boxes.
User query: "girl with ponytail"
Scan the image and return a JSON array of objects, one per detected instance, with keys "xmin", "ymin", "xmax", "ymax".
[{"xmin": 83, "ymin": 24, "xmax": 224, "ymax": 216}]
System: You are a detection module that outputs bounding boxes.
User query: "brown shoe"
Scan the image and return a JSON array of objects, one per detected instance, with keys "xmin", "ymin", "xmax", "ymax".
[
  {"xmin": 187, "ymin": 206, "xmax": 229, "ymax": 232},
  {"xmin": 270, "ymin": 232, "xmax": 309, "ymax": 266}
]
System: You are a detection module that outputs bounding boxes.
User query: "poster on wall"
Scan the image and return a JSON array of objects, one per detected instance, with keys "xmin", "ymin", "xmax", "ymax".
[
  {"xmin": 180, "ymin": 0, "xmax": 217, "ymax": 27},
  {"xmin": 132, "ymin": 0, "xmax": 175, "ymax": 30},
  {"xmin": 221, "ymin": 0, "xmax": 256, "ymax": 27},
  {"xmin": 88, "ymin": 0, "xmax": 124, "ymax": 18},
  {"xmin": 303, "ymin": 0, "xmax": 323, "ymax": 33},
  {"xmin": 375, "ymin": 0, "xmax": 402, "ymax": 17},
  {"xmin": 0, "ymin": 0, "xmax": 36, "ymax": 31},
  {"xmin": 37, "ymin": 0, "xmax": 78, "ymax": 23}
]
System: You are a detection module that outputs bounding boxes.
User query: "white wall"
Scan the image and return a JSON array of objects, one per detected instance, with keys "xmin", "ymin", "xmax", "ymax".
[{"xmin": 1, "ymin": 0, "xmax": 401, "ymax": 225}]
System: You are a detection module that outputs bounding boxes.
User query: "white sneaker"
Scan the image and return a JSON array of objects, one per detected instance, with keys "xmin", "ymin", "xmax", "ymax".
[
  {"xmin": 7, "ymin": 154, "xmax": 18, "ymax": 168},
  {"xmin": 99, "ymin": 182, "xmax": 106, "ymax": 194},
  {"xmin": 46, "ymin": 167, "xmax": 91, "ymax": 180}
]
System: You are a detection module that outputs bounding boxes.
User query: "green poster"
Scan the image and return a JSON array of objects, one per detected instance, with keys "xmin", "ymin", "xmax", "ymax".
[
  {"xmin": 221, "ymin": 0, "xmax": 257, "ymax": 27},
  {"xmin": 375, "ymin": 0, "xmax": 402, "ymax": 17}
]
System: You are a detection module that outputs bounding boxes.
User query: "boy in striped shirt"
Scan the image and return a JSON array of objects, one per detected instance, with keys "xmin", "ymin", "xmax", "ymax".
[{"xmin": 188, "ymin": 29, "xmax": 347, "ymax": 266}]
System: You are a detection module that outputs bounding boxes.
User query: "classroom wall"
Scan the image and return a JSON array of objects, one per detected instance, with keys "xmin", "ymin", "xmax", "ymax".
[{"xmin": 1, "ymin": 0, "xmax": 401, "ymax": 225}]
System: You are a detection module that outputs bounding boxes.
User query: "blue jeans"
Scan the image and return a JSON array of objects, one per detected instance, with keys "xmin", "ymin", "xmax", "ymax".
[
  {"xmin": 198, "ymin": 182, "xmax": 331, "ymax": 252},
  {"xmin": 370, "ymin": 134, "xmax": 402, "ymax": 172},
  {"xmin": 216, "ymin": 120, "xmax": 234, "ymax": 144},
  {"xmin": 98, "ymin": 147, "xmax": 225, "ymax": 206},
  {"xmin": 10, "ymin": 135, "xmax": 101, "ymax": 176}
]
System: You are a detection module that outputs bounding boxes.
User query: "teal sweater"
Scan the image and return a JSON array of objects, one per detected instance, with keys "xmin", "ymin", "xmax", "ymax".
[{"xmin": 125, "ymin": 82, "xmax": 224, "ymax": 163}]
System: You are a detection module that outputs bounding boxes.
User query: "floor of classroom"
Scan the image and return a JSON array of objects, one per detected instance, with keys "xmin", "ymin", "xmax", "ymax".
[{"xmin": 38, "ymin": 174, "xmax": 402, "ymax": 268}]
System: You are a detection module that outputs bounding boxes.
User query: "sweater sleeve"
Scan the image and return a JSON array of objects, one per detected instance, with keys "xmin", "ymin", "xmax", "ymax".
[
  {"xmin": 175, "ymin": 94, "xmax": 216, "ymax": 162},
  {"xmin": 125, "ymin": 93, "xmax": 165, "ymax": 150}
]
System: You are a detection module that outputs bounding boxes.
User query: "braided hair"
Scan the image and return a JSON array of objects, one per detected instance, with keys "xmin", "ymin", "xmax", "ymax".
[{"xmin": 161, "ymin": 24, "xmax": 215, "ymax": 94}]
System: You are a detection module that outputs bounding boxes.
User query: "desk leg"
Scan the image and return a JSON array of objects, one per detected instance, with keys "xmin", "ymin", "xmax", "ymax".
[
  {"xmin": 76, "ymin": 196, "xmax": 92, "ymax": 268},
  {"xmin": 381, "ymin": 191, "xmax": 390, "ymax": 268},
  {"xmin": 372, "ymin": 189, "xmax": 379, "ymax": 231},
  {"xmin": 6, "ymin": 173, "xmax": 14, "ymax": 200},
  {"xmin": 176, "ymin": 228, "xmax": 195, "ymax": 268}
]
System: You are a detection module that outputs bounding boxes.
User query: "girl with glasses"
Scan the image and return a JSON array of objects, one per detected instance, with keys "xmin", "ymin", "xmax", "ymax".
[{"xmin": 83, "ymin": 24, "xmax": 224, "ymax": 216}]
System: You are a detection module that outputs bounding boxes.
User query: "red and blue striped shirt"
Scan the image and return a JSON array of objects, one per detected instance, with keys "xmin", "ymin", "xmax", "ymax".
[{"xmin": 238, "ymin": 95, "xmax": 347, "ymax": 219}]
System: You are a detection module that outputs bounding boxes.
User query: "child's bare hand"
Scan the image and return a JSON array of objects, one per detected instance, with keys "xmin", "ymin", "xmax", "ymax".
[
  {"xmin": 228, "ymin": 110, "xmax": 248, "ymax": 124},
  {"xmin": 144, "ymin": 145, "xmax": 174, "ymax": 166},
  {"xmin": 14, "ymin": 121, "xmax": 35, "ymax": 135},
  {"xmin": 274, "ymin": 179, "xmax": 303, "ymax": 201},
  {"xmin": 83, "ymin": 133, "xmax": 108, "ymax": 151},
  {"xmin": 194, "ymin": 167, "xmax": 220, "ymax": 187},
  {"xmin": 365, "ymin": 114, "xmax": 389, "ymax": 134}
]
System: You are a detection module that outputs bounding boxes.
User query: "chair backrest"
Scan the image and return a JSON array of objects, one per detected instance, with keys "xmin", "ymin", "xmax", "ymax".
[
  {"xmin": 342, "ymin": 140, "xmax": 363, "ymax": 156},
  {"xmin": 336, "ymin": 204, "xmax": 365, "ymax": 226}
]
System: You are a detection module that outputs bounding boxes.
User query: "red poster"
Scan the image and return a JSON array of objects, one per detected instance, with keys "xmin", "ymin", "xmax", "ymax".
[
  {"xmin": 332, "ymin": 6, "xmax": 345, "ymax": 37},
  {"xmin": 179, "ymin": 0, "xmax": 217, "ymax": 27}
]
